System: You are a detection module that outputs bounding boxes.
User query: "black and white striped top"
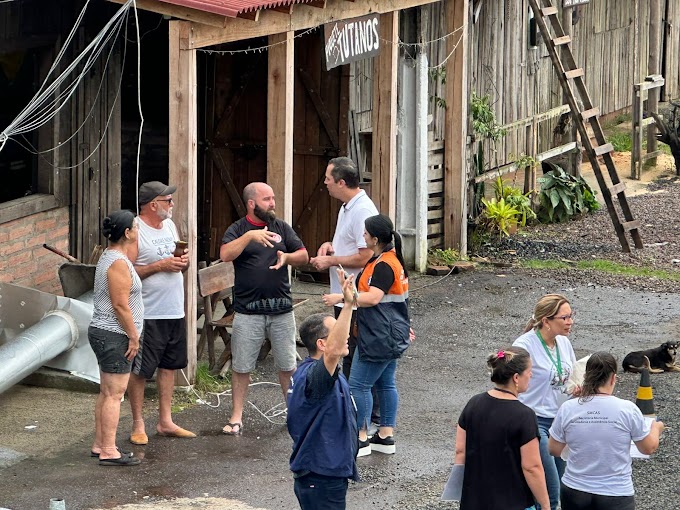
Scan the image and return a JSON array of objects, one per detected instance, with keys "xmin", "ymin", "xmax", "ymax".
[{"xmin": 90, "ymin": 249, "xmax": 144, "ymax": 336}]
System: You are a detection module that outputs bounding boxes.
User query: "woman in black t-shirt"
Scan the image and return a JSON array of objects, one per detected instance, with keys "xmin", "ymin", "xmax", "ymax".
[{"xmin": 455, "ymin": 347, "xmax": 550, "ymax": 510}]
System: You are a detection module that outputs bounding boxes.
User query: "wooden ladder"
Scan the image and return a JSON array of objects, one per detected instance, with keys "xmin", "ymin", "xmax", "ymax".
[{"xmin": 528, "ymin": 0, "xmax": 643, "ymax": 252}]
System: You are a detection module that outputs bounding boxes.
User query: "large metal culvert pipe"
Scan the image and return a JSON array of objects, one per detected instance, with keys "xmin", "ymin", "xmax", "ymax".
[{"xmin": 0, "ymin": 310, "xmax": 79, "ymax": 394}]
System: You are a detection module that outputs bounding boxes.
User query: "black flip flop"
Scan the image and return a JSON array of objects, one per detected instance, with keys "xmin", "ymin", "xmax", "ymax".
[
  {"xmin": 222, "ymin": 422, "xmax": 243, "ymax": 435},
  {"xmin": 99, "ymin": 452, "xmax": 141, "ymax": 466},
  {"xmin": 90, "ymin": 447, "xmax": 132, "ymax": 458}
]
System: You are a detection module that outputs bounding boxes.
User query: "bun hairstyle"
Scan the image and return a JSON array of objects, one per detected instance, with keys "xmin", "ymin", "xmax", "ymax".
[
  {"xmin": 364, "ymin": 214, "xmax": 408, "ymax": 277},
  {"xmin": 487, "ymin": 346, "xmax": 531, "ymax": 385},
  {"xmin": 523, "ymin": 293, "xmax": 570, "ymax": 332},
  {"xmin": 580, "ymin": 352, "xmax": 618, "ymax": 402},
  {"xmin": 102, "ymin": 210, "xmax": 135, "ymax": 243}
]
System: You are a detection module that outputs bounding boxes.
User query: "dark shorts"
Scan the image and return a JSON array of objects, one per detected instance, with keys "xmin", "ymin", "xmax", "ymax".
[
  {"xmin": 132, "ymin": 318, "xmax": 187, "ymax": 379},
  {"xmin": 88, "ymin": 326, "xmax": 133, "ymax": 374},
  {"xmin": 561, "ymin": 483, "xmax": 635, "ymax": 510}
]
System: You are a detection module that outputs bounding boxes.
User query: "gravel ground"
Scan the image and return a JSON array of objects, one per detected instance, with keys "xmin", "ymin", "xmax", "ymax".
[{"xmin": 474, "ymin": 176, "xmax": 680, "ymax": 293}]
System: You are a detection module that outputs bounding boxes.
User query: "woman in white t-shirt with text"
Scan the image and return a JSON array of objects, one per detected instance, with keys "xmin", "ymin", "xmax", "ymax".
[
  {"xmin": 548, "ymin": 352, "xmax": 664, "ymax": 510},
  {"xmin": 513, "ymin": 294, "xmax": 577, "ymax": 510}
]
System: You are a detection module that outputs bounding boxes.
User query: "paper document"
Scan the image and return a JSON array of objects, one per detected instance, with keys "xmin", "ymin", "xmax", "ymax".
[
  {"xmin": 630, "ymin": 416, "xmax": 656, "ymax": 459},
  {"xmin": 441, "ymin": 464, "xmax": 464, "ymax": 501}
]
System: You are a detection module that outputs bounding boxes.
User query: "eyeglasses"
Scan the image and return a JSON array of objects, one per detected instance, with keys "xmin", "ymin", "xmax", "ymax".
[
  {"xmin": 154, "ymin": 198, "xmax": 174, "ymax": 204},
  {"xmin": 550, "ymin": 312, "xmax": 576, "ymax": 321}
]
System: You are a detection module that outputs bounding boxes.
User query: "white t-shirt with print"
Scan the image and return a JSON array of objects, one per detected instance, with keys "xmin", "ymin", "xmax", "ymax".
[
  {"xmin": 135, "ymin": 217, "xmax": 185, "ymax": 319},
  {"xmin": 513, "ymin": 329, "xmax": 576, "ymax": 418},
  {"xmin": 330, "ymin": 189, "xmax": 378, "ymax": 297},
  {"xmin": 550, "ymin": 395, "xmax": 651, "ymax": 496}
]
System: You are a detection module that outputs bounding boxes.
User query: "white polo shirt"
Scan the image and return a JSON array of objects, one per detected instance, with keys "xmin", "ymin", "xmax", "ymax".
[{"xmin": 330, "ymin": 189, "xmax": 378, "ymax": 297}]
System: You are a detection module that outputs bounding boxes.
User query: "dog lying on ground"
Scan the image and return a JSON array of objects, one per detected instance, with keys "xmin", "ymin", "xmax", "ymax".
[{"xmin": 623, "ymin": 341, "xmax": 680, "ymax": 373}]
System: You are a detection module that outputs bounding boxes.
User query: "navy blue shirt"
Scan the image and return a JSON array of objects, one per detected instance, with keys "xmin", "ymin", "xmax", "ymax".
[{"xmin": 287, "ymin": 357, "xmax": 359, "ymax": 480}]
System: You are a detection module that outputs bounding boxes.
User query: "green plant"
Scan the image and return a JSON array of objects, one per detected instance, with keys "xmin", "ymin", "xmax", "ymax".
[
  {"xmin": 537, "ymin": 164, "xmax": 600, "ymax": 223},
  {"xmin": 471, "ymin": 92, "xmax": 506, "ymax": 141},
  {"xmin": 480, "ymin": 197, "xmax": 520, "ymax": 238},
  {"xmin": 428, "ymin": 247, "xmax": 461, "ymax": 266},
  {"xmin": 491, "ymin": 177, "xmax": 536, "ymax": 227},
  {"xmin": 429, "ymin": 67, "xmax": 447, "ymax": 109},
  {"xmin": 609, "ymin": 132, "xmax": 633, "ymax": 152}
]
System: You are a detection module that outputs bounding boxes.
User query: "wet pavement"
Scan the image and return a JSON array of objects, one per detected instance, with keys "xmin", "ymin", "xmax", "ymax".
[{"xmin": 1, "ymin": 270, "xmax": 679, "ymax": 509}]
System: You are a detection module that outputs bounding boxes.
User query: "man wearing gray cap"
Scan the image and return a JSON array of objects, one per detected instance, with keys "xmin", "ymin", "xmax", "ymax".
[{"xmin": 128, "ymin": 181, "xmax": 196, "ymax": 445}]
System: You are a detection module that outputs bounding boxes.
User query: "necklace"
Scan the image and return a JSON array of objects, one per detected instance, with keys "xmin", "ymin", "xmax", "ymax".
[
  {"xmin": 536, "ymin": 329, "xmax": 563, "ymax": 377},
  {"xmin": 493, "ymin": 387, "xmax": 518, "ymax": 398}
]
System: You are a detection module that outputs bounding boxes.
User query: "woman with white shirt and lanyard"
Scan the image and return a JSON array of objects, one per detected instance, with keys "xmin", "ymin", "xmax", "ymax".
[{"xmin": 513, "ymin": 294, "xmax": 577, "ymax": 510}]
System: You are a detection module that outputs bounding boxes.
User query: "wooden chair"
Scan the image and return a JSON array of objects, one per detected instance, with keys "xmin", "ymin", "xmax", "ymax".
[{"xmin": 197, "ymin": 261, "xmax": 235, "ymax": 372}]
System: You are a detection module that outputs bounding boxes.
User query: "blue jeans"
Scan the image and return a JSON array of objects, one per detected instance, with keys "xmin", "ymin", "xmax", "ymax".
[
  {"xmin": 348, "ymin": 350, "xmax": 398, "ymax": 430},
  {"xmin": 294, "ymin": 472, "xmax": 348, "ymax": 509},
  {"xmin": 536, "ymin": 415, "xmax": 566, "ymax": 510}
]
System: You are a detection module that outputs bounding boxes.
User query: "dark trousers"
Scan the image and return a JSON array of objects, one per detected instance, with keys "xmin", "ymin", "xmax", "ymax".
[
  {"xmin": 335, "ymin": 307, "xmax": 380, "ymax": 423},
  {"xmin": 561, "ymin": 483, "xmax": 635, "ymax": 510},
  {"xmin": 294, "ymin": 472, "xmax": 348, "ymax": 510}
]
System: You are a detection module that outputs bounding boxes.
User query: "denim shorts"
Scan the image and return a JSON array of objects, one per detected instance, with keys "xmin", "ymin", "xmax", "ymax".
[
  {"xmin": 231, "ymin": 311, "xmax": 297, "ymax": 373},
  {"xmin": 88, "ymin": 326, "xmax": 133, "ymax": 374}
]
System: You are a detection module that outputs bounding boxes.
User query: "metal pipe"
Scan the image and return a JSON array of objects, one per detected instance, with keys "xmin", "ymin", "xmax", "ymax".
[{"xmin": 0, "ymin": 310, "xmax": 79, "ymax": 394}]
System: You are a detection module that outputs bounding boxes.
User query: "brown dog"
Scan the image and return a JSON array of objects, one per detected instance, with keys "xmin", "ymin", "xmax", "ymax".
[{"xmin": 622, "ymin": 341, "xmax": 680, "ymax": 373}]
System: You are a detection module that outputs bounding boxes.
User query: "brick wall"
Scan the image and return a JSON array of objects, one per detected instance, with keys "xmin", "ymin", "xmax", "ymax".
[{"xmin": 0, "ymin": 206, "xmax": 70, "ymax": 295}]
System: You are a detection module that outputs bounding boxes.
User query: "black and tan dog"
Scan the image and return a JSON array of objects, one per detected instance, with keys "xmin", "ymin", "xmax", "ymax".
[{"xmin": 622, "ymin": 341, "xmax": 680, "ymax": 373}]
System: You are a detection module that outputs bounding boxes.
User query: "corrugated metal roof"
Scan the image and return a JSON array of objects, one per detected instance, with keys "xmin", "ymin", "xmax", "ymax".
[{"xmin": 158, "ymin": 0, "xmax": 320, "ymax": 18}]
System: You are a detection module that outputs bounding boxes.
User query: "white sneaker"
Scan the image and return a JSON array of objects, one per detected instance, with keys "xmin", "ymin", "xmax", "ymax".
[{"xmin": 357, "ymin": 438, "xmax": 371, "ymax": 457}]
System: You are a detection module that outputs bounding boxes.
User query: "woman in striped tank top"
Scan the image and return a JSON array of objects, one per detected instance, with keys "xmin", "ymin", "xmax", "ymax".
[{"xmin": 88, "ymin": 210, "xmax": 144, "ymax": 466}]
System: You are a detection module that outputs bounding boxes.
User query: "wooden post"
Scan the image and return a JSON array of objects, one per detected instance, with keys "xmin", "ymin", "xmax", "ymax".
[
  {"xmin": 562, "ymin": 5, "xmax": 580, "ymax": 176},
  {"xmin": 647, "ymin": 0, "xmax": 660, "ymax": 166},
  {"xmin": 372, "ymin": 11, "xmax": 399, "ymax": 221},
  {"xmin": 267, "ymin": 31, "xmax": 294, "ymax": 224},
  {"xmin": 444, "ymin": 0, "xmax": 469, "ymax": 252},
  {"xmin": 169, "ymin": 20, "xmax": 198, "ymax": 385}
]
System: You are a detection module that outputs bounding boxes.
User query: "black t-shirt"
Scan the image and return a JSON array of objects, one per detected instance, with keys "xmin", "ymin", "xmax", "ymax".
[
  {"xmin": 222, "ymin": 217, "xmax": 305, "ymax": 314},
  {"xmin": 458, "ymin": 392, "xmax": 539, "ymax": 510}
]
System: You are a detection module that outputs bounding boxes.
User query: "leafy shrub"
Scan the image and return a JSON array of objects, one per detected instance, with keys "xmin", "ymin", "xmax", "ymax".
[
  {"xmin": 537, "ymin": 164, "xmax": 600, "ymax": 223},
  {"xmin": 491, "ymin": 177, "xmax": 537, "ymax": 227},
  {"xmin": 428, "ymin": 248, "xmax": 461, "ymax": 266},
  {"xmin": 480, "ymin": 197, "xmax": 520, "ymax": 238}
]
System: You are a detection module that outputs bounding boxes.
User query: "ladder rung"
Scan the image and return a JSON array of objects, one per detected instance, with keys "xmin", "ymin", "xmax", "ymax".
[
  {"xmin": 594, "ymin": 143, "xmax": 614, "ymax": 156},
  {"xmin": 609, "ymin": 182, "xmax": 626, "ymax": 195},
  {"xmin": 542, "ymin": 6, "xmax": 558, "ymax": 16},
  {"xmin": 621, "ymin": 220, "xmax": 641, "ymax": 232},
  {"xmin": 553, "ymin": 36, "xmax": 572, "ymax": 46},
  {"xmin": 581, "ymin": 108, "xmax": 600, "ymax": 120},
  {"xmin": 565, "ymin": 68, "xmax": 585, "ymax": 79}
]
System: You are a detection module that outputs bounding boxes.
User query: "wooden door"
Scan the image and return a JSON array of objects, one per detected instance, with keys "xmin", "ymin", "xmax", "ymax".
[{"xmin": 199, "ymin": 32, "xmax": 348, "ymax": 262}]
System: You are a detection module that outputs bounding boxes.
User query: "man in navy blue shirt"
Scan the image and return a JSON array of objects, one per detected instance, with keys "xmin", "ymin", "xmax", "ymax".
[{"xmin": 287, "ymin": 270, "xmax": 359, "ymax": 509}]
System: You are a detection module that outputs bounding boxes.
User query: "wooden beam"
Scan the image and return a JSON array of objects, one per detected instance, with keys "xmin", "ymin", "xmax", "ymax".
[
  {"xmin": 109, "ymin": 0, "xmax": 227, "ymax": 27},
  {"xmin": 168, "ymin": 21, "xmax": 198, "ymax": 385},
  {"xmin": 237, "ymin": 10, "xmax": 260, "ymax": 21},
  {"xmin": 267, "ymin": 31, "xmax": 294, "ymax": 225},
  {"xmin": 371, "ymin": 12, "xmax": 399, "ymax": 220},
  {"xmin": 187, "ymin": 0, "xmax": 441, "ymax": 48},
  {"xmin": 444, "ymin": 0, "xmax": 469, "ymax": 252}
]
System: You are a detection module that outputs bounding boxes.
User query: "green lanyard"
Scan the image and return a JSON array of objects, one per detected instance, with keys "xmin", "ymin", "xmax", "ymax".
[{"xmin": 536, "ymin": 329, "xmax": 562, "ymax": 377}]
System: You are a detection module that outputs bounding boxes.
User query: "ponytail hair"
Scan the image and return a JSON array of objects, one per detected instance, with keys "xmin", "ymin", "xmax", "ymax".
[
  {"xmin": 102, "ymin": 210, "xmax": 135, "ymax": 243},
  {"xmin": 365, "ymin": 214, "xmax": 409, "ymax": 277},
  {"xmin": 487, "ymin": 346, "xmax": 531, "ymax": 385},
  {"xmin": 523, "ymin": 293, "xmax": 570, "ymax": 332},
  {"xmin": 579, "ymin": 352, "xmax": 617, "ymax": 402}
]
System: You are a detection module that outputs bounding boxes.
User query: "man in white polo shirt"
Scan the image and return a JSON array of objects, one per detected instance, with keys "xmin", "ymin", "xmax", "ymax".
[{"xmin": 310, "ymin": 157, "xmax": 378, "ymax": 380}]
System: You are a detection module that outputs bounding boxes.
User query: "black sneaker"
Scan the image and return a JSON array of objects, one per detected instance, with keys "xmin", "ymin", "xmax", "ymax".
[
  {"xmin": 357, "ymin": 438, "xmax": 371, "ymax": 457},
  {"xmin": 369, "ymin": 434, "xmax": 396, "ymax": 454}
]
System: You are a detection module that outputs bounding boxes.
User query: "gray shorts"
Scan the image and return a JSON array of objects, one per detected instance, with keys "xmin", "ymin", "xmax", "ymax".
[
  {"xmin": 88, "ymin": 326, "xmax": 133, "ymax": 374},
  {"xmin": 231, "ymin": 311, "xmax": 297, "ymax": 373}
]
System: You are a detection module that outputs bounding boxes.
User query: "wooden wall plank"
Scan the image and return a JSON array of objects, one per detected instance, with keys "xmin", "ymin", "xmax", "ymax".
[
  {"xmin": 267, "ymin": 31, "xmax": 294, "ymax": 224},
  {"xmin": 168, "ymin": 20, "xmax": 198, "ymax": 384},
  {"xmin": 372, "ymin": 11, "xmax": 399, "ymax": 220}
]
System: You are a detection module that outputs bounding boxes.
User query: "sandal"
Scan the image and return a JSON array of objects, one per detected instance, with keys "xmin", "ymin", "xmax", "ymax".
[
  {"xmin": 90, "ymin": 447, "xmax": 132, "ymax": 458},
  {"xmin": 222, "ymin": 422, "xmax": 243, "ymax": 435},
  {"xmin": 99, "ymin": 452, "xmax": 141, "ymax": 466}
]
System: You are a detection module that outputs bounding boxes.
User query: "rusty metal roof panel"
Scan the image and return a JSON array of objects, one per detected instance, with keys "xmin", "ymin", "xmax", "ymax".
[{"xmin": 158, "ymin": 0, "xmax": 320, "ymax": 18}]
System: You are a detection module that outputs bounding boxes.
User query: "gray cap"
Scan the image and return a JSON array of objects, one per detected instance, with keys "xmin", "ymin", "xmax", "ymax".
[{"xmin": 139, "ymin": 181, "xmax": 177, "ymax": 205}]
